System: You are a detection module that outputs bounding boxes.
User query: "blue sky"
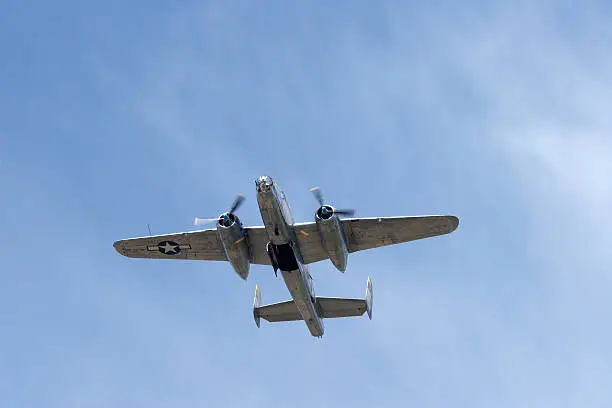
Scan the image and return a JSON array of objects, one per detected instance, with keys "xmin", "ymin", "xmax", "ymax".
[{"xmin": 2, "ymin": 1, "xmax": 612, "ymax": 406}]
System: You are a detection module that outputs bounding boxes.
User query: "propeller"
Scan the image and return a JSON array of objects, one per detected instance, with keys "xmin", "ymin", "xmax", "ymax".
[
  {"xmin": 309, "ymin": 186, "xmax": 355, "ymax": 218},
  {"xmin": 332, "ymin": 209, "xmax": 357, "ymax": 216},
  {"xmin": 193, "ymin": 216, "xmax": 218, "ymax": 225},
  {"xmin": 310, "ymin": 186, "xmax": 324, "ymax": 207},
  {"xmin": 193, "ymin": 194, "xmax": 246, "ymax": 226},
  {"xmin": 229, "ymin": 193, "xmax": 246, "ymax": 214}
]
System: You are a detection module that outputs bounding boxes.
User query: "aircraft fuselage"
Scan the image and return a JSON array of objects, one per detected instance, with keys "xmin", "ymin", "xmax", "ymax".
[{"xmin": 255, "ymin": 176, "xmax": 324, "ymax": 337}]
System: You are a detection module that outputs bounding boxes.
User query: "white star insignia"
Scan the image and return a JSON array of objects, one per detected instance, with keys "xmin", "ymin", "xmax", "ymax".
[{"xmin": 160, "ymin": 242, "xmax": 179, "ymax": 254}]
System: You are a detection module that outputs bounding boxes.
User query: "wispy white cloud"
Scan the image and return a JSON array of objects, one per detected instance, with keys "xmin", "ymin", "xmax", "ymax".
[{"xmin": 450, "ymin": 4, "xmax": 612, "ymax": 266}]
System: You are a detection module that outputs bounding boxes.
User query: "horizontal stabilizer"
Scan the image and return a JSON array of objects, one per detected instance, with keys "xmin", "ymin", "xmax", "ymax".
[
  {"xmin": 255, "ymin": 300, "xmax": 302, "ymax": 323},
  {"xmin": 316, "ymin": 297, "xmax": 367, "ymax": 318},
  {"xmin": 254, "ymin": 295, "xmax": 370, "ymax": 324}
]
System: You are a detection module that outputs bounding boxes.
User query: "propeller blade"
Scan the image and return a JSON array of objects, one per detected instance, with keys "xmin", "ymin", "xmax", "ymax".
[
  {"xmin": 193, "ymin": 217, "xmax": 218, "ymax": 226},
  {"xmin": 229, "ymin": 194, "xmax": 246, "ymax": 214},
  {"xmin": 334, "ymin": 209, "xmax": 356, "ymax": 217},
  {"xmin": 310, "ymin": 186, "xmax": 324, "ymax": 207}
]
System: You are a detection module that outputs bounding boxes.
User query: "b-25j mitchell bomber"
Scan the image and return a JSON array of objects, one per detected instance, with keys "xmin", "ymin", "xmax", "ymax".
[{"xmin": 113, "ymin": 176, "xmax": 459, "ymax": 337}]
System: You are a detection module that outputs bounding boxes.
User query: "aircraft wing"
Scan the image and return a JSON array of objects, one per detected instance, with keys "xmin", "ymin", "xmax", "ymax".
[
  {"xmin": 254, "ymin": 300, "xmax": 302, "ymax": 322},
  {"xmin": 343, "ymin": 215, "xmax": 459, "ymax": 252},
  {"xmin": 113, "ymin": 226, "xmax": 272, "ymax": 265},
  {"xmin": 294, "ymin": 215, "xmax": 458, "ymax": 264},
  {"xmin": 293, "ymin": 222, "xmax": 330, "ymax": 264}
]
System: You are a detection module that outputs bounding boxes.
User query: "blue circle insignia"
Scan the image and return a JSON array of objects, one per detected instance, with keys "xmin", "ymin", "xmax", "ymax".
[{"xmin": 158, "ymin": 240, "xmax": 181, "ymax": 255}]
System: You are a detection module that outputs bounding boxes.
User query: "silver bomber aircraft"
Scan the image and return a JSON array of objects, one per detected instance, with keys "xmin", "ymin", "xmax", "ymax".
[{"xmin": 113, "ymin": 175, "xmax": 459, "ymax": 338}]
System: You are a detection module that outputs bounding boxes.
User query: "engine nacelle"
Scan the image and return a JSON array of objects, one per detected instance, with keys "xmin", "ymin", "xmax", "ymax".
[
  {"xmin": 315, "ymin": 205, "xmax": 348, "ymax": 272},
  {"xmin": 217, "ymin": 213, "xmax": 251, "ymax": 279}
]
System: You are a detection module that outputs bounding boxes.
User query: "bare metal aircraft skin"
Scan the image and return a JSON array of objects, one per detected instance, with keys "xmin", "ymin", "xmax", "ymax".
[{"xmin": 113, "ymin": 175, "xmax": 459, "ymax": 337}]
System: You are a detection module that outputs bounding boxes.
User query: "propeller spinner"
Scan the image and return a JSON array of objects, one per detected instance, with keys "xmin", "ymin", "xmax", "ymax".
[{"xmin": 309, "ymin": 186, "xmax": 355, "ymax": 220}]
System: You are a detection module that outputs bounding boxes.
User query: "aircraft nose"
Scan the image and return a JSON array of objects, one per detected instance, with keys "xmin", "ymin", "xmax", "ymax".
[{"xmin": 256, "ymin": 176, "xmax": 273, "ymax": 192}]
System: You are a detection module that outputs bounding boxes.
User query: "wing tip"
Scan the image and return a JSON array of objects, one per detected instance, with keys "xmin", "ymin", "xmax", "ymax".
[
  {"xmin": 113, "ymin": 240, "xmax": 131, "ymax": 257},
  {"xmin": 447, "ymin": 215, "xmax": 460, "ymax": 233}
]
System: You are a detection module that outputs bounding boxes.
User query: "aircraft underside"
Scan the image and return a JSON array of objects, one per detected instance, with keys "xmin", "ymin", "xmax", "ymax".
[{"xmin": 113, "ymin": 175, "xmax": 458, "ymax": 337}]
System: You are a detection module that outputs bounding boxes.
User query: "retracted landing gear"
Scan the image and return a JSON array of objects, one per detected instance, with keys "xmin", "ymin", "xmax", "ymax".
[{"xmin": 266, "ymin": 242, "xmax": 279, "ymax": 278}]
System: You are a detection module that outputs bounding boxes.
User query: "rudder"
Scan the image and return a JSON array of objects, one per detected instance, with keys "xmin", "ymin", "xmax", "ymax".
[
  {"xmin": 365, "ymin": 276, "xmax": 373, "ymax": 320},
  {"xmin": 253, "ymin": 284, "xmax": 262, "ymax": 328}
]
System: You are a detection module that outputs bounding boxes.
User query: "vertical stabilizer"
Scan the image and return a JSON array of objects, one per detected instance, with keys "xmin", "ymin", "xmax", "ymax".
[
  {"xmin": 365, "ymin": 277, "xmax": 373, "ymax": 320},
  {"xmin": 253, "ymin": 284, "xmax": 262, "ymax": 328}
]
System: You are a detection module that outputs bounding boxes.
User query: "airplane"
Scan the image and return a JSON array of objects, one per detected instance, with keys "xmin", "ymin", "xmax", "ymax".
[{"xmin": 113, "ymin": 175, "xmax": 459, "ymax": 338}]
